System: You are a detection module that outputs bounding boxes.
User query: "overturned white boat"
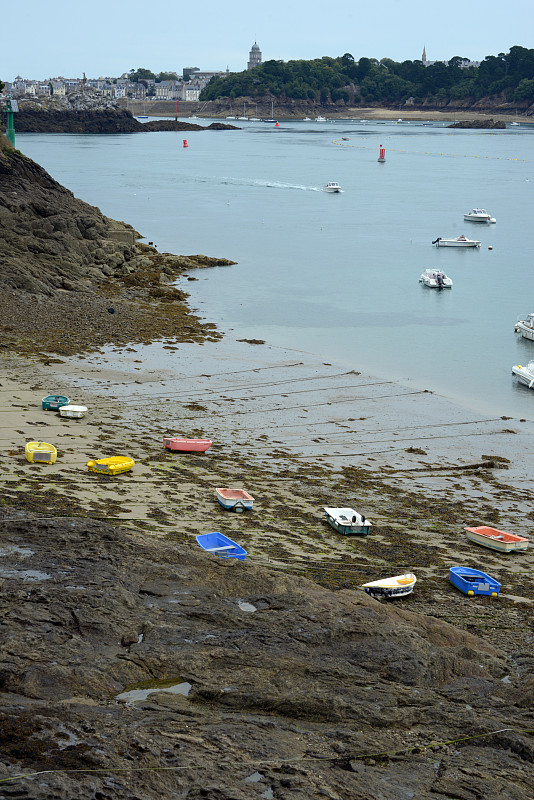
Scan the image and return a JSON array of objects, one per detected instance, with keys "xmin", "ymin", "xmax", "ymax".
[
  {"xmin": 464, "ymin": 208, "xmax": 496, "ymax": 223},
  {"xmin": 433, "ymin": 235, "xmax": 481, "ymax": 248},
  {"xmin": 512, "ymin": 360, "xmax": 534, "ymax": 389},
  {"xmin": 419, "ymin": 268, "xmax": 452, "ymax": 288},
  {"xmin": 515, "ymin": 313, "xmax": 534, "ymax": 341}
]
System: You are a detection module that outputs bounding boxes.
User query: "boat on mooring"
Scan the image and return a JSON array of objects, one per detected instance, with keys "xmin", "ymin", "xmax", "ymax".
[
  {"xmin": 42, "ymin": 394, "xmax": 69, "ymax": 411},
  {"xmin": 163, "ymin": 437, "xmax": 212, "ymax": 452},
  {"xmin": 324, "ymin": 507, "xmax": 371, "ymax": 535},
  {"xmin": 196, "ymin": 532, "xmax": 247, "ymax": 560},
  {"xmin": 465, "ymin": 526, "xmax": 529, "ymax": 553},
  {"xmin": 512, "ymin": 360, "xmax": 534, "ymax": 389},
  {"xmin": 449, "ymin": 566, "xmax": 501, "ymax": 596},
  {"xmin": 216, "ymin": 487, "xmax": 254, "ymax": 512},
  {"xmin": 362, "ymin": 573, "xmax": 416, "ymax": 599},
  {"xmin": 25, "ymin": 441, "xmax": 57, "ymax": 464},
  {"xmin": 463, "ymin": 208, "xmax": 496, "ymax": 223},
  {"xmin": 514, "ymin": 313, "xmax": 534, "ymax": 341},
  {"xmin": 87, "ymin": 456, "xmax": 135, "ymax": 475},
  {"xmin": 433, "ymin": 236, "xmax": 481, "ymax": 248},
  {"xmin": 419, "ymin": 268, "xmax": 453, "ymax": 288}
]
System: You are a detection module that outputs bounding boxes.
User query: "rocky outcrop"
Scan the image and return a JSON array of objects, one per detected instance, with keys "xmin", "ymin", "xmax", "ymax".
[
  {"xmin": 448, "ymin": 118, "xmax": 507, "ymax": 129},
  {"xmin": 12, "ymin": 109, "xmax": 240, "ymax": 134}
]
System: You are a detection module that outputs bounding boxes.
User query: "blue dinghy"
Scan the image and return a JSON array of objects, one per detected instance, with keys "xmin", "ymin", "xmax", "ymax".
[
  {"xmin": 449, "ymin": 566, "xmax": 501, "ymax": 597},
  {"xmin": 196, "ymin": 532, "xmax": 247, "ymax": 561}
]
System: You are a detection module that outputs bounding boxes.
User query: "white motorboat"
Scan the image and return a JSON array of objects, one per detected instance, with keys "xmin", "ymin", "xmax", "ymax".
[
  {"xmin": 315, "ymin": 116, "xmax": 327, "ymax": 122},
  {"xmin": 362, "ymin": 573, "xmax": 416, "ymax": 599},
  {"xmin": 433, "ymin": 236, "xmax": 481, "ymax": 248},
  {"xmin": 514, "ymin": 313, "xmax": 534, "ymax": 341},
  {"xmin": 324, "ymin": 507, "xmax": 372, "ymax": 535},
  {"xmin": 512, "ymin": 360, "xmax": 534, "ymax": 389},
  {"xmin": 464, "ymin": 208, "xmax": 496, "ymax": 223},
  {"xmin": 419, "ymin": 268, "xmax": 453, "ymax": 288},
  {"xmin": 323, "ymin": 181, "xmax": 342, "ymax": 193}
]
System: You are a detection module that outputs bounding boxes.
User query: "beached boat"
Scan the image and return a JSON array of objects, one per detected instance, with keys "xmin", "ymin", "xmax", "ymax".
[
  {"xmin": 362, "ymin": 573, "xmax": 416, "ymax": 599},
  {"xmin": 196, "ymin": 531, "xmax": 247, "ymax": 560},
  {"xmin": 432, "ymin": 236, "xmax": 481, "ymax": 248},
  {"xmin": 449, "ymin": 566, "xmax": 501, "ymax": 597},
  {"xmin": 163, "ymin": 437, "xmax": 212, "ymax": 452},
  {"xmin": 215, "ymin": 487, "xmax": 254, "ymax": 512},
  {"xmin": 514, "ymin": 313, "xmax": 534, "ymax": 341},
  {"xmin": 463, "ymin": 208, "xmax": 495, "ymax": 223},
  {"xmin": 512, "ymin": 360, "xmax": 534, "ymax": 389},
  {"xmin": 465, "ymin": 526, "xmax": 529, "ymax": 552},
  {"xmin": 87, "ymin": 456, "xmax": 135, "ymax": 475},
  {"xmin": 324, "ymin": 507, "xmax": 372, "ymax": 535},
  {"xmin": 59, "ymin": 405, "xmax": 88, "ymax": 419},
  {"xmin": 25, "ymin": 441, "xmax": 57, "ymax": 464},
  {"xmin": 419, "ymin": 268, "xmax": 453, "ymax": 288},
  {"xmin": 42, "ymin": 394, "xmax": 70, "ymax": 411},
  {"xmin": 323, "ymin": 181, "xmax": 342, "ymax": 193}
]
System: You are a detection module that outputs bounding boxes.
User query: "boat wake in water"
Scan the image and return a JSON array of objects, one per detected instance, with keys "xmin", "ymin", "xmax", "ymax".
[{"xmin": 218, "ymin": 177, "xmax": 321, "ymax": 191}]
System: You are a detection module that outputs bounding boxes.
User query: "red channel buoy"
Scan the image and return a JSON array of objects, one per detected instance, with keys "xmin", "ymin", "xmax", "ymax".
[
  {"xmin": 183, "ymin": 139, "xmax": 189, "ymax": 148},
  {"xmin": 378, "ymin": 145, "xmax": 386, "ymax": 163}
]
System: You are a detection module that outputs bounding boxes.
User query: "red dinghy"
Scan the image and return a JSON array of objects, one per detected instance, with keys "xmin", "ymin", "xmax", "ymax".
[
  {"xmin": 465, "ymin": 526, "xmax": 529, "ymax": 553},
  {"xmin": 163, "ymin": 437, "xmax": 212, "ymax": 453}
]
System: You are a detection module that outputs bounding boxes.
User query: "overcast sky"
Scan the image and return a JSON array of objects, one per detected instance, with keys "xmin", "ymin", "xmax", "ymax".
[{"xmin": 2, "ymin": 0, "xmax": 532, "ymax": 82}]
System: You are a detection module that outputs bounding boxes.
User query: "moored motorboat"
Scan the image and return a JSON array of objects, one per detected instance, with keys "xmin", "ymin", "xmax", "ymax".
[
  {"xmin": 87, "ymin": 456, "xmax": 135, "ymax": 475},
  {"xmin": 315, "ymin": 116, "xmax": 327, "ymax": 122},
  {"xmin": 464, "ymin": 526, "xmax": 529, "ymax": 552},
  {"xmin": 514, "ymin": 313, "xmax": 534, "ymax": 341},
  {"xmin": 463, "ymin": 208, "xmax": 495, "ymax": 223},
  {"xmin": 163, "ymin": 437, "xmax": 212, "ymax": 452},
  {"xmin": 59, "ymin": 405, "xmax": 88, "ymax": 419},
  {"xmin": 419, "ymin": 268, "xmax": 453, "ymax": 288},
  {"xmin": 324, "ymin": 507, "xmax": 372, "ymax": 535},
  {"xmin": 215, "ymin": 487, "xmax": 254, "ymax": 512},
  {"xmin": 323, "ymin": 182, "xmax": 342, "ymax": 193},
  {"xmin": 433, "ymin": 236, "xmax": 481, "ymax": 248},
  {"xmin": 449, "ymin": 566, "xmax": 501, "ymax": 596},
  {"xmin": 196, "ymin": 532, "xmax": 247, "ymax": 560},
  {"xmin": 362, "ymin": 573, "xmax": 416, "ymax": 599},
  {"xmin": 42, "ymin": 394, "xmax": 70, "ymax": 411},
  {"xmin": 512, "ymin": 360, "xmax": 534, "ymax": 389},
  {"xmin": 25, "ymin": 441, "xmax": 57, "ymax": 464}
]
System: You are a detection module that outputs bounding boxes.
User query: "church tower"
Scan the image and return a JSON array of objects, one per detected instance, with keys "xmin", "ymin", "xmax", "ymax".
[
  {"xmin": 247, "ymin": 42, "xmax": 262, "ymax": 70},
  {"xmin": 422, "ymin": 45, "xmax": 427, "ymax": 65}
]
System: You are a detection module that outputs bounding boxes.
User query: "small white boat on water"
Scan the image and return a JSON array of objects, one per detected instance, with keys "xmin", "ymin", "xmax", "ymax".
[
  {"xmin": 514, "ymin": 313, "xmax": 534, "ymax": 341},
  {"xmin": 323, "ymin": 181, "xmax": 342, "ymax": 193},
  {"xmin": 464, "ymin": 208, "xmax": 496, "ymax": 223},
  {"xmin": 316, "ymin": 116, "xmax": 327, "ymax": 122},
  {"xmin": 419, "ymin": 268, "xmax": 453, "ymax": 288},
  {"xmin": 362, "ymin": 573, "xmax": 416, "ymax": 599},
  {"xmin": 324, "ymin": 507, "xmax": 372, "ymax": 535},
  {"xmin": 512, "ymin": 360, "xmax": 534, "ymax": 389},
  {"xmin": 433, "ymin": 236, "xmax": 481, "ymax": 248}
]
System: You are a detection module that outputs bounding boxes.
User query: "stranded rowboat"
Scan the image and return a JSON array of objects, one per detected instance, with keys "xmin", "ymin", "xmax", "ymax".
[
  {"xmin": 215, "ymin": 487, "xmax": 254, "ymax": 512},
  {"xmin": 42, "ymin": 394, "xmax": 69, "ymax": 411},
  {"xmin": 59, "ymin": 405, "xmax": 88, "ymax": 419},
  {"xmin": 25, "ymin": 441, "xmax": 57, "ymax": 464},
  {"xmin": 163, "ymin": 437, "xmax": 212, "ymax": 452},
  {"xmin": 87, "ymin": 456, "xmax": 135, "ymax": 475},
  {"xmin": 324, "ymin": 507, "xmax": 372, "ymax": 535},
  {"xmin": 449, "ymin": 566, "xmax": 501, "ymax": 597},
  {"xmin": 465, "ymin": 526, "xmax": 529, "ymax": 552},
  {"xmin": 362, "ymin": 573, "xmax": 416, "ymax": 599},
  {"xmin": 196, "ymin": 532, "xmax": 247, "ymax": 561}
]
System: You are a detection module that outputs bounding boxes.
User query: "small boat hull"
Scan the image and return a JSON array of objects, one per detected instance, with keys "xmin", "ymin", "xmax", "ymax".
[
  {"xmin": 215, "ymin": 487, "xmax": 254, "ymax": 512},
  {"xmin": 464, "ymin": 209, "xmax": 491, "ymax": 222},
  {"xmin": 59, "ymin": 405, "xmax": 88, "ymax": 419},
  {"xmin": 449, "ymin": 566, "xmax": 501, "ymax": 596},
  {"xmin": 434, "ymin": 237, "xmax": 480, "ymax": 248},
  {"xmin": 324, "ymin": 507, "xmax": 371, "ymax": 536},
  {"xmin": 163, "ymin": 437, "xmax": 212, "ymax": 452},
  {"xmin": 196, "ymin": 532, "xmax": 247, "ymax": 560},
  {"xmin": 87, "ymin": 456, "xmax": 135, "ymax": 475},
  {"xmin": 25, "ymin": 441, "xmax": 57, "ymax": 464},
  {"xmin": 465, "ymin": 526, "xmax": 529, "ymax": 552},
  {"xmin": 42, "ymin": 394, "xmax": 69, "ymax": 411},
  {"xmin": 362, "ymin": 573, "xmax": 416, "ymax": 599}
]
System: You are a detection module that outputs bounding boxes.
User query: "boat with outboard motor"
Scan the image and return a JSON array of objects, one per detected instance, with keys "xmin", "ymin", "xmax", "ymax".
[
  {"xmin": 512, "ymin": 360, "xmax": 534, "ymax": 389},
  {"xmin": 515, "ymin": 313, "xmax": 534, "ymax": 341},
  {"xmin": 323, "ymin": 182, "xmax": 342, "ymax": 193},
  {"xmin": 419, "ymin": 268, "xmax": 453, "ymax": 288},
  {"xmin": 464, "ymin": 208, "xmax": 496, "ymax": 223},
  {"xmin": 433, "ymin": 235, "xmax": 481, "ymax": 248}
]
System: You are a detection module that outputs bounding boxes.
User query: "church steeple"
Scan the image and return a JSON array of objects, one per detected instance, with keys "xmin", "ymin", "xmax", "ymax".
[{"xmin": 422, "ymin": 45, "xmax": 427, "ymax": 64}]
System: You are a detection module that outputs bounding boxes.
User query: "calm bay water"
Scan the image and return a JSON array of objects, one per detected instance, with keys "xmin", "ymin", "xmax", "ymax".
[{"xmin": 18, "ymin": 119, "xmax": 534, "ymax": 419}]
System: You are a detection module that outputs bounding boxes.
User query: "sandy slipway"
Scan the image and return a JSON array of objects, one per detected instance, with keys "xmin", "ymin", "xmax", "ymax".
[{"xmin": 1, "ymin": 133, "xmax": 534, "ymax": 799}]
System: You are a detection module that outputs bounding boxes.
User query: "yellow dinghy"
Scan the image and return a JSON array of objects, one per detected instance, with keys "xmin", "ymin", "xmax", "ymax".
[
  {"xmin": 25, "ymin": 441, "xmax": 57, "ymax": 464},
  {"xmin": 87, "ymin": 456, "xmax": 135, "ymax": 475}
]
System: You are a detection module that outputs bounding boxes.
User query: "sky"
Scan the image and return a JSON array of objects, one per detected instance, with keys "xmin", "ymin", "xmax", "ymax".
[{"xmin": 1, "ymin": 0, "xmax": 532, "ymax": 82}]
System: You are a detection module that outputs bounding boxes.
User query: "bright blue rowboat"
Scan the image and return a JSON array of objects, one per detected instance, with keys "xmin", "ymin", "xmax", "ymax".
[
  {"xmin": 196, "ymin": 532, "xmax": 247, "ymax": 561},
  {"xmin": 449, "ymin": 566, "xmax": 501, "ymax": 597}
]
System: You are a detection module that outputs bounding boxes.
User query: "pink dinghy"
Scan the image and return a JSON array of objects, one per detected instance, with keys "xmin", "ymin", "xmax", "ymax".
[
  {"xmin": 465, "ymin": 526, "xmax": 529, "ymax": 553},
  {"xmin": 163, "ymin": 437, "xmax": 212, "ymax": 453}
]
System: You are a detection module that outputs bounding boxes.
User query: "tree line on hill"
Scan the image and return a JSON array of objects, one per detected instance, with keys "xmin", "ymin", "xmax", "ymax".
[{"xmin": 199, "ymin": 47, "xmax": 534, "ymax": 106}]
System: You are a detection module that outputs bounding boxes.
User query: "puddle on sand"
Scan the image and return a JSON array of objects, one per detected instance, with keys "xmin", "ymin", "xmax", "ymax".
[
  {"xmin": 0, "ymin": 546, "xmax": 35, "ymax": 558},
  {"xmin": 116, "ymin": 678, "xmax": 192, "ymax": 705},
  {"xmin": 238, "ymin": 601, "xmax": 257, "ymax": 613},
  {"xmin": 0, "ymin": 569, "xmax": 51, "ymax": 581}
]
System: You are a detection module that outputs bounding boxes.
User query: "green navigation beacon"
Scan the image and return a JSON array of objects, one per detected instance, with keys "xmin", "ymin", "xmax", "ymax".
[{"xmin": 3, "ymin": 97, "xmax": 18, "ymax": 147}]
